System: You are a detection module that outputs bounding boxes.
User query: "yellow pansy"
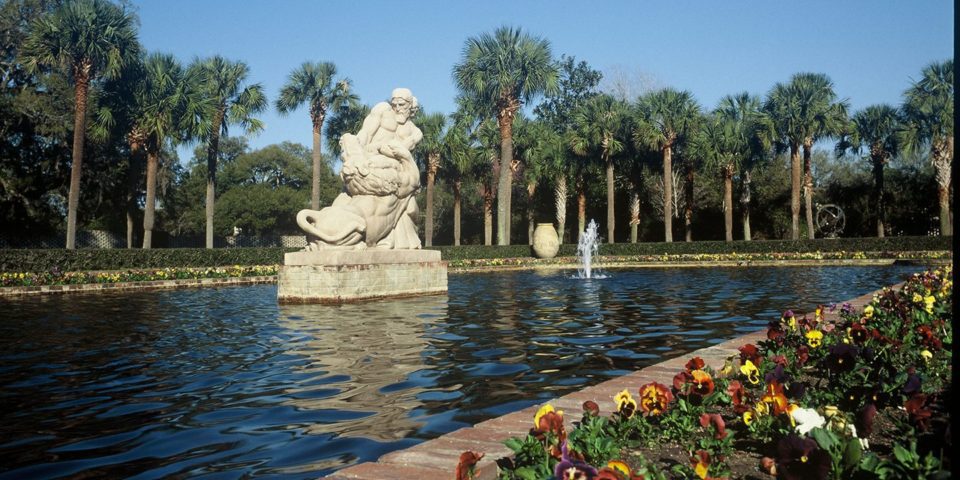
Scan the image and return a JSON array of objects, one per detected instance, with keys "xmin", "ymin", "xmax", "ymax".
[
  {"xmin": 863, "ymin": 305, "xmax": 874, "ymax": 319},
  {"xmin": 740, "ymin": 360, "xmax": 761, "ymax": 385},
  {"xmin": 742, "ymin": 410, "xmax": 755, "ymax": 425},
  {"xmin": 912, "ymin": 292, "xmax": 923, "ymax": 304},
  {"xmin": 533, "ymin": 404, "xmax": 558, "ymax": 428},
  {"xmin": 923, "ymin": 295, "xmax": 935, "ymax": 314},
  {"xmin": 805, "ymin": 330, "xmax": 824, "ymax": 348},
  {"xmin": 921, "ymin": 350, "xmax": 933, "ymax": 362}
]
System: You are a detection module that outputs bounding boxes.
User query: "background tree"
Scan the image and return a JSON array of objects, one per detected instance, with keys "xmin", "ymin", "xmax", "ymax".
[
  {"xmin": 634, "ymin": 88, "xmax": 701, "ymax": 242},
  {"xmin": 190, "ymin": 55, "xmax": 267, "ymax": 248},
  {"xmin": 836, "ymin": 104, "xmax": 901, "ymax": 237},
  {"xmin": 415, "ymin": 111, "xmax": 448, "ymax": 247},
  {"xmin": 21, "ymin": 0, "xmax": 139, "ymax": 249},
  {"xmin": 901, "ymin": 59, "xmax": 953, "ymax": 236},
  {"xmin": 275, "ymin": 61, "xmax": 356, "ymax": 210},
  {"xmin": 534, "ymin": 54, "xmax": 602, "ymax": 132},
  {"xmin": 453, "ymin": 25, "xmax": 558, "ymax": 245},
  {"xmin": 569, "ymin": 93, "xmax": 629, "ymax": 243}
]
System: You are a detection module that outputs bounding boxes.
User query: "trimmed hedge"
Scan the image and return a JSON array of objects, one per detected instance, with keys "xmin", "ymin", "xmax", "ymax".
[
  {"xmin": 0, "ymin": 248, "xmax": 293, "ymax": 273},
  {"xmin": 0, "ymin": 236, "xmax": 950, "ymax": 272},
  {"xmin": 427, "ymin": 236, "xmax": 951, "ymax": 260}
]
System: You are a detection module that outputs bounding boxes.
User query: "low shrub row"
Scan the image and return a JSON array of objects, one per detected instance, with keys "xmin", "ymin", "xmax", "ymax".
[
  {"xmin": 0, "ymin": 236, "xmax": 950, "ymax": 273},
  {"xmin": 430, "ymin": 236, "xmax": 951, "ymax": 260}
]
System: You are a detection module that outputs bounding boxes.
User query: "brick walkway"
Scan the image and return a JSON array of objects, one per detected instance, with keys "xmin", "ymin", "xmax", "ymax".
[{"xmin": 325, "ymin": 284, "xmax": 891, "ymax": 479}]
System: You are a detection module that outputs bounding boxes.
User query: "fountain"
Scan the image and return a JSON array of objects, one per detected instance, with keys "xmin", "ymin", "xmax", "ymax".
[{"xmin": 575, "ymin": 219, "xmax": 606, "ymax": 279}]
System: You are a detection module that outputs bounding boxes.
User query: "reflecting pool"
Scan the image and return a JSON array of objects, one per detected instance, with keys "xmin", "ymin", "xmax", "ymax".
[{"xmin": 0, "ymin": 265, "xmax": 920, "ymax": 478}]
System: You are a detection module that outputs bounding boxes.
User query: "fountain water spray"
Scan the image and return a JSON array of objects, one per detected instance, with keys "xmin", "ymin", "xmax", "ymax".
[{"xmin": 575, "ymin": 219, "xmax": 606, "ymax": 279}]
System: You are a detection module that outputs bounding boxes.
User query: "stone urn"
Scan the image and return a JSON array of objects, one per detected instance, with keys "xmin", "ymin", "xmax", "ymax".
[{"xmin": 532, "ymin": 223, "xmax": 560, "ymax": 259}]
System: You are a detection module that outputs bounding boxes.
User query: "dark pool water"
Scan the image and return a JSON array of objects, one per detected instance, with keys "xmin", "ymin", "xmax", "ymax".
[{"xmin": 0, "ymin": 265, "xmax": 921, "ymax": 478}]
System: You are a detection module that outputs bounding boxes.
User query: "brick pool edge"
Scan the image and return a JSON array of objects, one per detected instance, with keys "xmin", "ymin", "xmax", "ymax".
[{"xmin": 322, "ymin": 283, "xmax": 894, "ymax": 480}]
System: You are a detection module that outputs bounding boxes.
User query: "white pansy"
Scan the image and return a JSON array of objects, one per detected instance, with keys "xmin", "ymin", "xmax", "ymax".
[{"xmin": 792, "ymin": 407, "xmax": 825, "ymax": 435}]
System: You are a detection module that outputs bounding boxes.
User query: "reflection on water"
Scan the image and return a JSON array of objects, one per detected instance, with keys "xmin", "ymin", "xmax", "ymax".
[
  {"xmin": 0, "ymin": 265, "xmax": 922, "ymax": 478},
  {"xmin": 278, "ymin": 296, "xmax": 446, "ymax": 440}
]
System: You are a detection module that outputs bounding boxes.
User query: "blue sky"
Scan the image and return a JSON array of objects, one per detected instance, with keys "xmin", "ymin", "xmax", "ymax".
[{"xmin": 130, "ymin": 0, "xmax": 954, "ymax": 163}]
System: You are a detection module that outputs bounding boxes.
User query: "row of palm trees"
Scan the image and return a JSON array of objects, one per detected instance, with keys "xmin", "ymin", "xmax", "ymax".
[
  {"xmin": 21, "ymin": 1, "xmax": 952, "ymax": 249},
  {"xmin": 444, "ymin": 26, "xmax": 952, "ymax": 245}
]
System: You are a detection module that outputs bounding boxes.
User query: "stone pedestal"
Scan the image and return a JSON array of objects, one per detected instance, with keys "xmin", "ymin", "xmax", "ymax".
[{"xmin": 277, "ymin": 249, "xmax": 447, "ymax": 304}]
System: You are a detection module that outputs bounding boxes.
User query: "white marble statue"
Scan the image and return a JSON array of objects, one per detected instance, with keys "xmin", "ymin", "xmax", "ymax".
[{"xmin": 296, "ymin": 88, "xmax": 424, "ymax": 250}]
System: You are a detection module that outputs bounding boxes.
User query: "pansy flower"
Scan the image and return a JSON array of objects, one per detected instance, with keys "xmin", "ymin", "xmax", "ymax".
[
  {"xmin": 738, "ymin": 344, "xmax": 763, "ymax": 367},
  {"xmin": 846, "ymin": 323, "xmax": 868, "ymax": 344},
  {"xmin": 776, "ymin": 434, "xmax": 831, "ymax": 480},
  {"xmin": 825, "ymin": 344, "xmax": 858, "ymax": 373},
  {"xmin": 916, "ymin": 325, "xmax": 942, "ymax": 350},
  {"xmin": 673, "ymin": 370, "xmax": 693, "ymax": 393},
  {"xmin": 728, "ymin": 380, "xmax": 748, "ymax": 414},
  {"xmin": 614, "ymin": 389, "xmax": 637, "ymax": 419},
  {"xmin": 862, "ymin": 304, "xmax": 875, "ymax": 319},
  {"xmin": 805, "ymin": 330, "xmax": 823, "ymax": 348},
  {"xmin": 782, "ymin": 310, "xmax": 797, "ymax": 330},
  {"xmin": 767, "ymin": 320, "xmax": 785, "ymax": 343},
  {"xmin": 685, "ymin": 356, "xmax": 705, "ymax": 372},
  {"xmin": 455, "ymin": 451, "xmax": 485, "ymax": 480},
  {"xmin": 923, "ymin": 295, "xmax": 935, "ymax": 314},
  {"xmin": 595, "ymin": 460, "xmax": 635, "ymax": 480},
  {"xmin": 764, "ymin": 364, "xmax": 788, "ymax": 384},
  {"xmin": 690, "ymin": 369, "xmax": 715, "ymax": 397},
  {"xmin": 761, "ymin": 380, "xmax": 790, "ymax": 416},
  {"xmin": 856, "ymin": 403, "xmax": 877, "ymax": 437},
  {"xmin": 532, "ymin": 403, "xmax": 566, "ymax": 454},
  {"xmin": 690, "ymin": 449, "xmax": 712, "ymax": 480},
  {"xmin": 639, "ymin": 382, "xmax": 673, "ymax": 416},
  {"xmin": 740, "ymin": 359, "xmax": 761, "ymax": 385},
  {"xmin": 795, "ymin": 345, "xmax": 810, "ymax": 366},
  {"xmin": 699, "ymin": 412, "xmax": 727, "ymax": 439},
  {"xmin": 905, "ymin": 393, "xmax": 932, "ymax": 431},
  {"xmin": 582, "ymin": 400, "xmax": 600, "ymax": 418},
  {"xmin": 555, "ymin": 459, "xmax": 598, "ymax": 480}
]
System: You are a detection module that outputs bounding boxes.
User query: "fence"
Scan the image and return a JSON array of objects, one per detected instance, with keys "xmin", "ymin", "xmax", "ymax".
[{"xmin": 0, "ymin": 231, "xmax": 308, "ymax": 249}]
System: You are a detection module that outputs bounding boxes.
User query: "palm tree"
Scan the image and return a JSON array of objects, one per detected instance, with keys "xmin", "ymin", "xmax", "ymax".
[
  {"xmin": 415, "ymin": 111, "xmax": 448, "ymax": 246},
  {"xmin": 453, "ymin": 25, "xmax": 558, "ymax": 245},
  {"xmin": 325, "ymin": 102, "xmax": 371, "ymax": 158},
  {"xmin": 716, "ymin": 93, "xmax": 772, "ymax": 241},
  {"xmin": 275, "ymin": 61, "xmax": 356, "ymax": 210},
  {"xmin": 441, "ymin": 119, "xmax": 482, "ymax": 246},
  {"xmin": 697, "ymin": 113, "xmax": 747, "ymax": 241},
  {"xmin": 634, "ymin": 88, "xmax": 701, "ymax": 243},
  {"xmin": 514, "ymin": 117, "xmax": 552, "ymax": 244},
  {"xmin": 538, "ymin": 129, "xmax": 572, "ymax": 244},
  {"xmin": 764, "ymin": 73, "xmax": 847, "ymax": 240},
  {"xmin": 836, "ymin": 105, "xmax": 901, "ymax": 237},
  {"xmin": 569, "ymin": 94, "xmax": 629, "ymax": 243},
  {"xmin": 22, "ymin": 0, "xmax": 139, "ymax": 249},
  {"xmin": 190, "ymin": 56, "xmax": 267, "ymax": 248},
  {"xmin": 901, "ymin": 59, "xmax": 953, "ymax": 236},
  {"xmin": 137, "ymin": 53, "xmax": 206, "ymax": 248}
]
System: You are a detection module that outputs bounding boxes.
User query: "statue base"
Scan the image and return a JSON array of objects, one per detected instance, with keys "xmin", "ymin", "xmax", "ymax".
[{"xmin": 277, "ymin": 249, "xmax": 447, "ymax": 304}]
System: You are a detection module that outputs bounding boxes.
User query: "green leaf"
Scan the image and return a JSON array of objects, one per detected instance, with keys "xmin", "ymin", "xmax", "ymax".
[
  {"xmin": 842, "ymin": 438, "xmax": 862, "ymax": 471},
  {"xmin": 810, "ymin": 427, "xmax": 837, "ymax": 451},
  {"xmin": 892, "ymin": 444, "xmax": 914, "ymax": 465}
]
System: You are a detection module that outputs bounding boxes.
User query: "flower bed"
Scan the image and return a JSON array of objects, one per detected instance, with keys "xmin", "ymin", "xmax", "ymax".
[
  {"xmin": 455, "ymin": 265, "xmax": 952, "ymax": 480},
  {"xmin": 448, "ymin": 250, "xmax": 950, "ymax": 269},
  {"xmin": 0, "ymin": 265, "xmax": 278, "ymax": 287}
]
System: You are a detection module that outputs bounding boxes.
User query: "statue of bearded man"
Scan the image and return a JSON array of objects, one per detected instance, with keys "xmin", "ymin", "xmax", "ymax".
[{"xmin": 296, "ymin": 88, "xmax": 424, "ymax": 249}]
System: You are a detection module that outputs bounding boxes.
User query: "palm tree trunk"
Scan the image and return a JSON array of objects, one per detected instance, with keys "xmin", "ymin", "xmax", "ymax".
[
  {"xmin": 605, "ymin": 153, "xmax": 615, "ymax": 244},
  {"xmin": 741, "ymin": 169, "xmax": 752, "ymax": 241},
  {"xmin": 723, "ymin": 165, "xmax": 734, "ymax": 242},
  {"xmin": 527, "ymin": 181, "xmax": 536, "ymax": 245},
  {"xmin": 555, "ymin": 175, "xmax": 567, "ymax": 244},
  {"xmin": 496, "ymin": 110, "xmax": 514, "ymax": 245},
  {"xmin": 311, "ymin": 120, "xmax": 323, "ymax": 210},
  {"xmin": 482, "ymin": 181, "xmax": 493, "ymax": 246},
  {"xmin": 126, "ymin": 136, "xmax": 144, "ymax": 249},
  {"xmin": 453, "ymin": 179, "xmax": 462, "ymax": 246},
  {"xmin": 143, "ymin": 149, "xmax": 159, "ymax": 249},
  {"xmin": 425, "ymin": 153, "xmax": 439, "ymax": 247},
  {"xmin": 933, "ymin": 137, "xmax": 952, "ymax": 236},
  {"xmin": 789, "ymin": 143, "xmax": 801, "ymax": 240},
  {"xmin": 684, "ymin": 163, "xmax": 695, "ymax": 242},
  {"xmin": 663, "ymin": 145, "xmax": 673, "ymax": 243},
  {"xmin": 577, "ymin": 177, "xmax": 586, "ymax": 242},
  {"xmin": 871, "ymin": 155, "xmax": 885, "ymax": 238},
  {"xmin": 629, "ymin": 179, "xmax": 640, "ymax": 244},
  {"xmin": 802, "ymin": 140, "xmax": 815, "ymax": 239},
  {"xmin": 66, "ymin": 71, "xmax": 90, "ymax": 250},
  {"xmin": 205, "ymin": 109, "xmax": 225, "ymax": 249}
]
